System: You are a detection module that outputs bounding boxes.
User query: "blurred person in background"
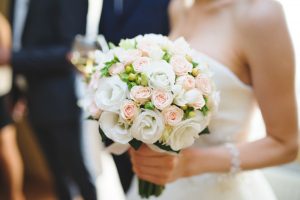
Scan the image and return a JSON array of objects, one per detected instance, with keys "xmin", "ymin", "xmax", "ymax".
[
  {"xmin": 0, "ymin": 0, "xmax": 97, "ymax": 199},
  {"xmin": 98, "ymin": 0, "xmax": 170, "ymax": 192},
  {"xmin": 0, "ymin": 13, "xmax": 25, "ymax": 200}
]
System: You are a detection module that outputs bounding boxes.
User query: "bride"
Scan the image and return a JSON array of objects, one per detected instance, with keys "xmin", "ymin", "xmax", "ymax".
[{"xmin": 127, "ymin": 0, "xmax": 298, "ymax": 199}]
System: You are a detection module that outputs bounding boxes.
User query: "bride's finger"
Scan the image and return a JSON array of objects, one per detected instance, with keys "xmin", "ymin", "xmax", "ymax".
[
  {"xmin": 131, "ymin": 154, "xmax": 176, "ymax": 168},
  {"xmin": 133, "ymin": 165, "xmax": 171, "ymax": 178},
  {"xmin": 134, "ymin": 145, "xmax": 167, "ymax": 157}
]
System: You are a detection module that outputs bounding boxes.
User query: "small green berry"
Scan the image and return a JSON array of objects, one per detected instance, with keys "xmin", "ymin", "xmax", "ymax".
[
  {"xmin": 128, "ymin": 73, "xmax": 137, "ymax": 81},
  {"xmin": 181, "ymin": 105, "xmax": 188, "ymax": 111},
  {"xmin": 141, "ymin": 73, "xmax": 148, "ymax": 86},
  {"xmin": 188, "ymin": 111, "xmax": 196, "ymax": 118},
  {"xmin": 136, "ymin": 76, "xmax": 142, "ymax": 85},
  {"xmin": 192, "ymin": 68, "xmax": 200, "ymax": 77},
  {"xmin": 125, "ymin": 65, "xmax": 134, "ymax": 73}
]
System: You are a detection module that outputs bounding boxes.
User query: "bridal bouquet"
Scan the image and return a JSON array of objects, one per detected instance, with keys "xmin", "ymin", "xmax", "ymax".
[{"xmin": 79, "ymin": 34, "xmax": 219, "ymax": 198}]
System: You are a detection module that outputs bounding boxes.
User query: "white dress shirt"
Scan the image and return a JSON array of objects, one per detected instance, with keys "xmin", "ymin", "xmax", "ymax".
[{"xmin": 13, "ymin": 0, "xmax": 30, "ymax": 51}]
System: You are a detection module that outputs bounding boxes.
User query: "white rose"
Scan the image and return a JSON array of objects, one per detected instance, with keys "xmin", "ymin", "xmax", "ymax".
[
  {"xmin": 114, "ymin": 48, "xmax": 142, "ymax": 65},
  {"xmin": 206, "ymin": 91, "xmax": 220, "ymax": 114},
  {"xmin": 88, "ymin": 71, "xmax": 101, "ymax": 90},
  {"xmin": 130, "ymin": 109, "xmax": 165, "ymax": 144},
  {"xmin": 174, "ymin": 88, "xmax": 205, "ymax": 109},
  {"xmin": 119, "ymin": 38, "xmax": 136, "ymax": 49},
  {"xmin": 173, "ymin": 87, "xmax": 188, "ymax": 107},
  {"xmin": 95, "ymin": 76, "xmax": 128, "ymax": 112},
  {"xmin": 167, "ymin": 111, "xmax": 209, "ymax": 151},
  {"xmin": 136, "ymin": 37, "xmax": 164, "ymax": 60},
  {"xmin": 94, "ymin": 50, "xmax": 114, "ymax": 65},
  {"xmin": 78, "ymin": 92, "xmax": 102, "ymax": 119},
  {"xmin": 99, "ymin": 111, "xmax": 132, "ymax": 144},
  {"xmin": 138, "ymin": 34, "xmax": 173, "ymax": 51},
  {"xmin": 171, "ymin": 37, "xmax": 191, "ymax": 56},
  {"xmin": 185, "ymin": 89, "xmax": 206, "ymax": 109},
  {"xmin": 142, "ymin": 60, "xmax": 176, "ymax": 91},
  {"xmin": 88, "ymin": 101, "xmax": 102, "ymax": 119},
  {"xmin": 170, "ymin": 55, "xmax": 193, "ymax": 76}
]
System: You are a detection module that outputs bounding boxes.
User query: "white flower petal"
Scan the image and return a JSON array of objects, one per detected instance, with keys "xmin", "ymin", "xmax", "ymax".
[
  {"xmin": 130, "ymin": 109, "xmax": 165, "ymax": 144},
  {"xmin": 95, "ymin": 76, "xmax": 128, "ymax": 112},
  {"xmin": 99, "ymin": 112, "xmax": 132, "ymax": 144}
]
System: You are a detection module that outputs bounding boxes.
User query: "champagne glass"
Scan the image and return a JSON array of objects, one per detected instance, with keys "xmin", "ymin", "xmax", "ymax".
[{"xmin": 70, "ymin": 34, "xmax": 109, "ymax": 76}]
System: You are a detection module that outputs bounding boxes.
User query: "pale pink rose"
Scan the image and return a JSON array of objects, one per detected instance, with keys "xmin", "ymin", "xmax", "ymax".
[
  {"xmin": 130, "ymin": 86, "xmax": 152, "ymax": 104},
  {"xmin": 120, "ymin": 49, "xmax": 143, "ymax": 65},
  {"xmin": 162, "ymin": 106, "xmax": 184, "ymax": 126},
  {"xmin": 170, "ymin": 55, "xmax": 193, "ymax": 76},
  {"xmin": 195, "ymin": 74, "xmax": 212, "ymax": 95},
  {"xmin": 120, "ymin": 100, "xmax": 139, "ymax": 122},
  {"xmin": 88, "ymin": 101, "xmax": 102, "ymax": 119},
  {"xmin": 137, "ymin": 40, "xmax": 155, "ymax": 56},
  {"xmin": 137, "ymin": 40, "xmax": 164, "ymax": 59},
  {"xmin": 151, "ymin": 90, "xmax": 173, "ymax": 110},
  {"xmin": 176, "ymin": 75, "xmax": 196, "ymax": 90},
  {"xmin": 89, "ymin": 71, "xmax": 101, "ymax": 90},
  {"xmin": 132, "ymin": 57, "xmax": 150, "ymax": 72},
  {"xmin": 109, "ymin": 63, "xmax": 125, "ymax": 75}
]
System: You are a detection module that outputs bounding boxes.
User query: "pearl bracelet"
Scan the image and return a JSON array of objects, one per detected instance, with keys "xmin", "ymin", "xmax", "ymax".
[{"xmin": 225, "ymin": 143, "xmax": 241, "ymax": 176}]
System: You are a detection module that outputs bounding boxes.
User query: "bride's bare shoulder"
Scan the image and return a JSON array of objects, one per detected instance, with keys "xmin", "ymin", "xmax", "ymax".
[
  {"xmin": 233, "ymin": 0, "xmax": 285, "ymax": 32},
  {"xmin": 169, "ymin": 0, "xmax": 190, "ymax": 28}
]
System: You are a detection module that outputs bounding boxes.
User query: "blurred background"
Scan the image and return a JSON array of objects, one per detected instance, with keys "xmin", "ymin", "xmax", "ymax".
[{"xmin": 0, "ymin": 0, "xmax": 299, "ymax": 200}]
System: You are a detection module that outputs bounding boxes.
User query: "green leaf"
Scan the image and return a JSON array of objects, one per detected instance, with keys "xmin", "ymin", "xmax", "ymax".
[
  {"xmin": 144, "ymin": 102, "xmax": 155, "ymax": 110},
  {"xmin": 199, "ymin": 127, "xmax": 210, "ymax": 135},
  {"xmin": 154, "ymin": 141, "xmax": 180, "ymax": 154},
  {"xmin": 127, "ymin": 81, "xmax": 137, "ymax": 90},
  {"xmin": 119, "ymin": 72, "xmax": 129, "ymax": 82},
  {"xmin": 184, "ymin": 107, "xmax": 195, "ymax": 119},
  {"xmin": 119, "ymin": 39, "xmax": 136, "ymax": 50},
  {"xmin": 98, "ymin": 126, "xmax": 108, "ymax": 143},
  {"xmin": 86, "ymin": 116, "xmax": 98, "ymax": 121},
  {"xmin": 200, "ymin": 105, "xmax": 209, "ymax": 116},
  {"xmin": 192, "ymin": 61, "xmax": 199, "ymax": 68},
  {"xmin": 101, "ymin": 56, "xmax": 120, "ymax": 77},
  {"xmin": 129, "ymin": 139, "xmax": 143, "ymax": 150},
  {"xmin": 162, "ymin": 51, "xmax": 171, "ymax": 63},
  {"xmin": 108, "ymin": 42, "xmax": 116, "ymax": 49}
]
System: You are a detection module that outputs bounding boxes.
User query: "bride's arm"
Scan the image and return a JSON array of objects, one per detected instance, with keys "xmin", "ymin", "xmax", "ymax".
[
  {"xmin": 130, "ymin": 1, "xmax": 298, "ymax": 185},
  {"xmin": 0, "ymin": 14, "xmax": 11, "ymax": 66}
]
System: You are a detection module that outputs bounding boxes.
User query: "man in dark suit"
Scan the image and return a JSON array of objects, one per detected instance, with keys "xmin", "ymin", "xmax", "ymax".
[
  {"xmin": 0, "ymin": 0, "xmax": 97, "ymax": 199},
  {"xmin": 99, "ymin": 0, "xmax": 170, "ymax": 192}
]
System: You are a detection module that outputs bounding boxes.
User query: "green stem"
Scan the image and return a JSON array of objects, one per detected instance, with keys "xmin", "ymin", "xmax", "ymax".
[{"xmin": 138, "ymin": 178, "xmax": 165, "ymax": 199}]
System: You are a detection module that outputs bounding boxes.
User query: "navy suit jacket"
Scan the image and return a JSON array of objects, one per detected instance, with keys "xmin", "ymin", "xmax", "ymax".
[
  {"xmin": 98, "ymin": 0, "xmax": 171, "ymax": 192},
  {"xmin": 11, "ymin": 0, "xmax": 88, "ymax": 125},
  {"xmin": 99, "ymin": 0, "xmax": 170, "ymax": 44}
]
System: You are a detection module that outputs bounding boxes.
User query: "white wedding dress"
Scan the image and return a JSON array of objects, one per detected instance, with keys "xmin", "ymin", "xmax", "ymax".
[{"xmin": 126, "ymin": 53, "xmax": 277, "ymax": 200}]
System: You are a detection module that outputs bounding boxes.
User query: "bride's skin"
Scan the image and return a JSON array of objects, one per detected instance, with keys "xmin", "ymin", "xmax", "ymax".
[{"xmin": 130, "ymin": 0, "xmax": 299, "ymax": 185}]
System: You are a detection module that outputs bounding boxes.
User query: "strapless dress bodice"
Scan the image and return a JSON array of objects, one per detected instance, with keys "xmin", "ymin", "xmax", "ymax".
[{"xmin": 193, "ymin": 52, "xmax": 255, "ymax": 147}]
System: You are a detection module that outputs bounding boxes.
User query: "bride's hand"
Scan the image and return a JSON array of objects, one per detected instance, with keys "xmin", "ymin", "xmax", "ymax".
[{"xmin": 129, "ymin": 145, "xmax": 188, "ymax": 185}]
